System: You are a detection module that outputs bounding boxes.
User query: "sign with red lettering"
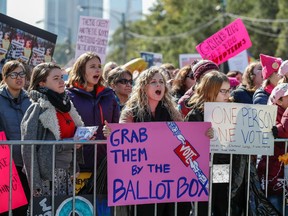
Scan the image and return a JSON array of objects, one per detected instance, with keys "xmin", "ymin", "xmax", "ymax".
[
  {"xmin": 0, "ymin": 131, "xmax": 27, "ymax": 213},
  {"xmin": 107, "ymin": 122, "xmax": 211, "ymax": 206},
  {"xmin": 204, "ymin": 102, "xmax": 277, "ymax": 155},
  {"xmin": 196, "ymin": 18, "xmax": 252, "ymax": 65}
]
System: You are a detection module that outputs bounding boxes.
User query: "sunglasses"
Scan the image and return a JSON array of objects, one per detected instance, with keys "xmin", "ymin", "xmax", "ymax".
[
  {"xmin": 116, "ymin": 78, "xmax": 133, "ymax": 85},
  {"xmin": 186, "ymin": 73, "xmax": 194, "ymax": 80},
  {"xmin": 6, "ymin": 71, "xmax": 26, "ymax": 79}
]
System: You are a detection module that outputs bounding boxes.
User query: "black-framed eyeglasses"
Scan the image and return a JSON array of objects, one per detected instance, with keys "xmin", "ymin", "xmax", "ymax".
[
  {"xmin": 116, "ymin": 78, "xmax": 133, "ymax": 85},
  {"xmin": 219, "ymin": 89, "xmax": 231, "ymax": 94},
  {"xmin": 6, "ymin": 71, "xmax": 26, "ymax": 79},
  {"xmin": 186, "ymin": 73, "xmax": 194, "ymax": 80}
]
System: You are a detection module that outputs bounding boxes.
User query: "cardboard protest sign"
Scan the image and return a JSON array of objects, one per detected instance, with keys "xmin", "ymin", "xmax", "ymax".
[
  {"xmin": 75, "ymin": 16, "xmax": 110, "ymax": 63},
  {"xmin": 204, "ymin": 102, "xmax": 277, "ymax": 155},
  {"xmin": 0, "ymin": 131, "xmax": 28, "ymax": 213},
  {"xmin": 107, "ymin": 122, "xmax": 211, "ymax": 206},
  {"xmin": 179, "ymin": 54, "xmax": 201, "ymax": 68},
  {"xmin": 196, "ymin": 18, "xmax": 252, "ymax": 65},
  {"xmin": 0, "ymin": 13, "xmax": 57, "ymax": 70}
]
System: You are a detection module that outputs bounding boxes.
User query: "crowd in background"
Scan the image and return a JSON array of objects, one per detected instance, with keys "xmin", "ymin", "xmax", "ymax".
[{"xmin": 1, "ymin": 51, "xmax": 288, "ymax": 216}]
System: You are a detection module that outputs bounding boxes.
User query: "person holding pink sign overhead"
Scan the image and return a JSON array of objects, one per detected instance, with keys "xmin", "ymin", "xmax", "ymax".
[
  {"xmin": 253, "ymin": 54, "xmax": 282, "ymax": 105},
  {"xmin": 120, "ymin": 66, "xmax": 192, "ymax": 216}
]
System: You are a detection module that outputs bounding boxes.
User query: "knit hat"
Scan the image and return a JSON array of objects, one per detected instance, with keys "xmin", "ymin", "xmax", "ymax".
[
  {"xmin": 268, "ymin": 83, "xmax": 288, "ymax": 105},
  {"xmin": 192, "ymin": 60, "xmax": 219, "ymax": 82},
  {"xmin": 278, "ymin": 60, "xmax": 288, "ymax": 77},
  {"xmin": 228, "ymin": 77, "xmax": 240, "ymax": 88},
  {"xmin": 260, "ymin": 54, "xmax": 282, "ymax": 80}
]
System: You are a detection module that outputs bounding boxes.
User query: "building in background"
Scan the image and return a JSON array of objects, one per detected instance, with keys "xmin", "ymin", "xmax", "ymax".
[{"xmin": 0, "ymin": 0, "xmax": 7, "ymax": 14}]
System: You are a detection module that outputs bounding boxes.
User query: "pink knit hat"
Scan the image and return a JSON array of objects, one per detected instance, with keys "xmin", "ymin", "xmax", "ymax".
[
  {"xmin": 268, "ymin": 83, "xmax": 288, "ymax": 105},
  {"xmin": 260, "ymin": 54, "xmax": 282, "ymax": 80},
  {"xmin": 278, "ymin": 60, "xmax": 288, "ymax": 77},
  {"xmin": 228, "ymin": 77, "xmax": 240, "ymax": 88}
]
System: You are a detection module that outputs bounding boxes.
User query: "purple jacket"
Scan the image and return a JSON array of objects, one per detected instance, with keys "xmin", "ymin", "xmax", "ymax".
[{"xmin": 67, "ymin": 86, "xmax": 120, "ymax": 171}]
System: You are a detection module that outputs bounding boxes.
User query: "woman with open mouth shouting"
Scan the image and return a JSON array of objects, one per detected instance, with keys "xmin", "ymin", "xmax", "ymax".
[
  {"xmin": 119, "ymin": 66, "xmax": 191, "ymax": 216},
  {"xmin": 67, "ymin": 52, "xmax": 120, "ymax": 214}
]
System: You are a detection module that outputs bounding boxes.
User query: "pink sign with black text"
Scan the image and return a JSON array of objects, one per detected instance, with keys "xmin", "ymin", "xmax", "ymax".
[{"xmin": 196, "ymin": 18, "xmax": 252, "ymax": 65}]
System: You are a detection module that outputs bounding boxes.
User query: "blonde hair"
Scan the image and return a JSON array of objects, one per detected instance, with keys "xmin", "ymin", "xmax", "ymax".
[
  {"xmin": 124, "ymin": 66, "xmax": 182, "ymax": 121},
  {"xmin": 188, "ymin": 71, "xmax": 229, "ymax": 111}
]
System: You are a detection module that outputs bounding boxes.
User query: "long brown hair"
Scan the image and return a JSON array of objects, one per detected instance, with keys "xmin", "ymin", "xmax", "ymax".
[
  {"xmin": 68, "ymin": 52, "xmax": 103, "ymax": 88},
  {"xmin": 188, "ymin": 71, "xmax": 229, "ymax": 111}
]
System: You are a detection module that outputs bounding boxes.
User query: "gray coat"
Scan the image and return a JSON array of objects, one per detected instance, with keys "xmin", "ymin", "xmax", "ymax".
[
  {"xmin": 21, "ymin": 93, "xmax": 84, "ymax": 189},
  {"xmin": 0, "ymin": 86, "xmax": 31, "ymax": 167}
]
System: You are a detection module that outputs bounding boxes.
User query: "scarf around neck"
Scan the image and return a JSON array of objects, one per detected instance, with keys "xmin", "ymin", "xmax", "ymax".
[{"xmin": 31, "ymin": 87, "xmax": 71, "ymax": 113}]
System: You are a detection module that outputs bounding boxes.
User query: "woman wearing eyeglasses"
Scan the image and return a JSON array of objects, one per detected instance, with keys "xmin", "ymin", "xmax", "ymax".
[
  {"xmin": 106, "ymin": 66, "xmax": 133, "ymax": 111},
  {"xmin": 0, "ymin": 60, "xmax": 31, "ymax": 215},
  {"xmin": 171, "ymin": 65, "xmax": 196, "ymax": 103},
  {"xmin": 67, "ymin": 52, "xmax": 120, "ymax": 214},
  {"xmin": 185, "ymin": 71, "xmax": 230, "ymax": 216}
]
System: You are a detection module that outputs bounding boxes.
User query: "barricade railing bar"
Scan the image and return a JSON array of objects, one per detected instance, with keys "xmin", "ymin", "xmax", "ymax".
[{"xmin": 0, "ymin": 139, "xmax": 287, "ymax": 216}]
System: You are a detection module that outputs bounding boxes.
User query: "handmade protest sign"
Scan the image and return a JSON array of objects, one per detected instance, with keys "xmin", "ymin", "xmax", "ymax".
[
  {"xmin": 179, "ymin": 54, "xmax": 201, "ymax": 68},
  {"xmin": 204, "ymin": 102, "xmax": 277, "ymax": 155},
  {"xmin": 0, "ymin": 131, "xmax": 27, "ymax": 213},
  {"xmin": 0, "ymin": 13, "xmax": 57, "ymax": 70},
  {"xmin": 107, "ymin": 122, "xmax": 211, "ymax": 206},
  {"xmin": 75, "ymin": 16, "xmax": 110, "ymax": 63},
  {"xmin": 196, "ymin": 18, "xmax": 252, "ymax": 65}
]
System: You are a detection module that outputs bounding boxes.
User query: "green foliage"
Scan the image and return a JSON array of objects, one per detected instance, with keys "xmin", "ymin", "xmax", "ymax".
[{"xmin": 107, "ymin": 0, "xmax": 288, "ymax": 67}]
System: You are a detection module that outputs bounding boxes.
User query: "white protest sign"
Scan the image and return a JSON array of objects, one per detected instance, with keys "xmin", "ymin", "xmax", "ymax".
[
  {"xmin": 179, "ymin": 54, "xmax": 201, "ymax": 68},
  {"xmin": 204, "ymin": 102, "xmax": 277, "ymax": 155},
  {"xmin": 75, "ymin": 16, "xmax": 110, "ymax": 63},
  {"xmin": 227, "ymin": 50, "xmax": 249, "ymax": 73}
]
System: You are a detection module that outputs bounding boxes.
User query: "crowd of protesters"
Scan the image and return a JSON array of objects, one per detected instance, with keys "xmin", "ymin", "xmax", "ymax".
[{"xmin": 1, "ymin": 50, "xmax": 288, "ymax": 216}]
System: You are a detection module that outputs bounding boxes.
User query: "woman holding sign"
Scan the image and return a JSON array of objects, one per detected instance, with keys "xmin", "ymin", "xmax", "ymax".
[
  {"xmin": 185, "ymin": 71, "xmax": 230, "ymax": 216},
  {"xmin": 0, "ymin": 60, "xmax": 31, "ymax": 215},
  {"xmin": 120, "ymin": 66, "xmax": 192, "ymax": 216}
]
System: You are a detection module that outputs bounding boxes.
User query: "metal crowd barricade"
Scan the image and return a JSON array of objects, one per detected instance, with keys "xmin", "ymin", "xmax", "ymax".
[{"xmin": 0, "ymin": 138, "xmax": 288, "ymax": 216}]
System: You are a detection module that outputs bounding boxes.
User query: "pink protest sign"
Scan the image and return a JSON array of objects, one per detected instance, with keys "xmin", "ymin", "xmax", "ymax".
[
  {"xmin": 0, "ymin": 131, "xmax": 27, "ymax": 213},
  {"xmin": 196, "ymin": 18, "xmax": 252, "ymax": 65},
  {"xmin": 107, "ymin": 122, "xmax": 211, "ymax": 206}
]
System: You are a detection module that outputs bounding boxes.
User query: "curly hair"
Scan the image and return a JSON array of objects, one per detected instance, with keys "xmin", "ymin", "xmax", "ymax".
[
  {"xmin": 188, "ymin": 71, "xmax": 229, "ymax": 111},
  {"xmin": 124, "ymin": 66, "xmax": 182, "ymax": 121},
  {"xmin": 68, "ymin": 52, "xmax": 103, "ymax": 88}
]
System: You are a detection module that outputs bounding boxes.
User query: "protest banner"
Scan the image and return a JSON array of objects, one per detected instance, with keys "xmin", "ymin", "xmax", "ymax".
[
  {"xmin": 75, "ymin": 16, "xmax": 110, "ymax": 63},
  {"xmin": 140, "ymin": 51, "xmax": 163, "ymax": 67},
  {"xmin": 0, "ymin": 13, "xmax": 57, "ymax": 70},
  {"xmin": 179, "ymin": 54, "xmax": 201, "ymax": 68},
  {"xmin": 107, "ymin": 122, "xmax": 211, "ymax": 206},
  {"xmin": 204, "ymin": 102, "xmax": 277, "ymax": 155},
  {"xmin": 196, "ymin": 18, "xmax": 252, "ymax": 65},
  {"xmin": 227, "ymin": 50, "xmax": 249, "ymax": 73},
  {"xmin": 0, "ymin": 131, "xmax": 27, "ymax": 213}
]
